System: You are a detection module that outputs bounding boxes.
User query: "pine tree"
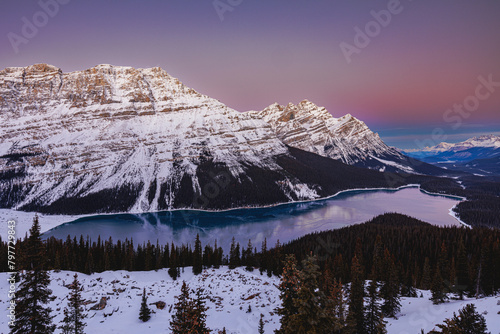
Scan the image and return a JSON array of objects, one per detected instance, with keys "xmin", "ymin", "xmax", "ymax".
[
  {"xmin": 229, "ymin": 237, "xmax": 240, "ymax": 269},
  {"xmin": 437, "ymin": 241, "xmax": 453, "ymax": 297},
  {"xmin": 259, "ymin": 238, "xmax": 267, "ymax": 275},
  {"xmin": 287, "ymin": 255, "xmax": 332, "ymax": 333},
  {"xmin": 371, "ymin": 235, "xmax": 384, "ymax": 282},
  {"xmin": 60, "ymin": 274, "xmax": 87, "ymax": 334},
  {"xmin": 168, "ymin": 243, "xmax": 179, "ymax": 280},
  {"xmin": 400, "ymin": 268, "xmax": 417, "ymax": 298},
  {"xmin": 84, "ymin": 248, "xmax": 94, "ymax": 275},
  {"xmin": 365, "ymin": 279, "xmax": 386, "ymax": 334},
  {"xmin": 449, "ymin": 257, "xmax": 456, "ymax": 290},
  {"xmin": 431, "ymin": 265, "xmax": 447, "ymax": 304},
  {"xmin": 193, "ymin": 234, "xmax": 203, "ymax": 275},
  {"xmin": 144, "ymin": 241, "xmax": 153, "ymax": 271},
  {"xmin": 332, "ymin": 253, "xmax": 345, "ymax": 280},
  {"xmin": 380, "ymin": 250, "xmax": 400, "ymax": 318},
  {"xmin": 258, "ymin": 313, "xmax": 265, "ymax": 334},
  {"xmin": 323, "ymin": 268, "xmax": 345, "ymax": 332},
  {"xmin": 493, "ymin": 238, "xmax": 500, "ymax": 294},
  {"xmin": 10, "ymin": 215, "xmax": 56, "ymax": 334},
  {"xmin": 170, "ymin": 281, "xmax": 195, "ymax": 333},
  {"xmin": 346, "ymin": 255, "xmax": 365, "ymax": 334},
  {"xmin": 329, "ymin": 278, "xmax": 346, "ymax": 332},
  {"xmin": 245, "ymin": 239, "xmax": 254, "ymax": 272},
  {"xmin": 139, "ymin": 288, "xmax": 151, "ymax": 322},
  {"xmin": 438, "ymin": 242, "xmax": 450, "ymax": 288},
  {"xmin": 193, "ymin": 288, "xmax": 210, "ymax": 333},
  {"xmin": 479, "ymin": 240, "xmax": 494, "ymax": 296},
  {"xmin": 436, "ymin": 304, "xmax": 489, "ymax": 334},
  {"xmin": 420, "ymin": 257, "xmax": 432, "ymax": 290},
  {"xmin": 213, "ymin": 240, "xmax": 221, "ymax": 269},
  {"xmin": 203, "ymin": 244, "xmax": 213, "ymax": 269},
  {"xmin": 275, "ymin": 255, "xmax": 300, "ymax": 334},
  {"xmin": 455, "ymin": 239, "xmax": 469, "ymax": 299}
]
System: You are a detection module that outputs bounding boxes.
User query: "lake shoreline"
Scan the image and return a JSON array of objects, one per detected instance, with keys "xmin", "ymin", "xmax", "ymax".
[{"xmin": 1, "ymin": 184, "xmax": 466, "ymax": 239}]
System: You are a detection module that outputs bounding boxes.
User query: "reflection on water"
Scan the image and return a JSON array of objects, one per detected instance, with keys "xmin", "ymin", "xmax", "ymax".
[{"xmin": 43, "ymin": 187, "xmax": 462, "ymax": 252}]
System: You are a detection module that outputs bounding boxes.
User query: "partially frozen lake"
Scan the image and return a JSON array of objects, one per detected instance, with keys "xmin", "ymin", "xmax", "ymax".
[{"xmin": 42, "ymin": 186, "xmax": 463, "ymax": 251}]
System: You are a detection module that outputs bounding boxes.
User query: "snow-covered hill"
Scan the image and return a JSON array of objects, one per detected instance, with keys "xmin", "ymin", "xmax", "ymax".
[
  {"xmin": 1, "ymin": 268, "xmax": 498, "ymax": 334},
  {"xmin": 250, "ymin": 100, "xmax": 446, "ymax": 175}
]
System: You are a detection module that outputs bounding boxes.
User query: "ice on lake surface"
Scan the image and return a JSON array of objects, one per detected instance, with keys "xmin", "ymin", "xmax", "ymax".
[{"xmin": 43, "ymin": 187, "xmax": 463, "ymax": 251}]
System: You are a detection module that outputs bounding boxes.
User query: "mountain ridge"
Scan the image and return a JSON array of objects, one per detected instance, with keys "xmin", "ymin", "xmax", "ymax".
[
  {"xmin": 405, "ymin": 134, "xmax": 500, "ymax": 153},
  {"xmin": 250, "ymin": 99, "xmax": 448, "ymax": 175},
  {"xmin": 404, "ymin": 134, "xmax": 500, "ymax": 166}
]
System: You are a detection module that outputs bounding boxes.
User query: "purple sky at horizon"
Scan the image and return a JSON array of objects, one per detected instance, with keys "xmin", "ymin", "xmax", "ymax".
[{"xmin": 1, "ymin": 0, "xmax": 499, "ymax": 149}]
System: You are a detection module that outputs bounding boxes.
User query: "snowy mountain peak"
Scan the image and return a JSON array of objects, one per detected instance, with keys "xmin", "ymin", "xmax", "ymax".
[
  {"xmin": 463, "ymin": 134, "xmax": 500, "ymax": 148},
  {"xmin": 26, "ymin": 63, "xmax": 62, "ymax": 73},
  {"xmin": 414, "ymin": 134, "xmax": 500, "ymax": 153},
  {"xmin": 251, "ymin": 100, "xmax": 397, "ymax": 165},
  {"xmin": 0, "ymin": 63, "xmax": 219, "ymax": 119}
]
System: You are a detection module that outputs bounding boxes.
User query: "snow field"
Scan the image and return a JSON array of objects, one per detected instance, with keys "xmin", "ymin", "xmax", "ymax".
[{"xmin": 1, "ymin": 267, "xmax": 499, "ymax": 333}]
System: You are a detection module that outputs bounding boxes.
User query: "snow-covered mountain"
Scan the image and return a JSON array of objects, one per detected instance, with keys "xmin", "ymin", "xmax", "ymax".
[
  {"xmin": 0, "ymin": 64, "xmax": 400, "ymax": 214},
  {"xmin": 405, "ymin": 135, "xmax": 500, "ymax": 164},
  {"xmin": 250, "ymin": 100, "xmax": 445, "ymax": 175},
  {"xmin": 415, "ymin": 135, "xmax": 500, "ymax": 153}
]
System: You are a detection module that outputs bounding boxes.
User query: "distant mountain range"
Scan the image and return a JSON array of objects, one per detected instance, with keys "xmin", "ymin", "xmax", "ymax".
[
  {"xmin": 404, "ymin": 135, "xmax": 500, "ymax": 175},
  {"xmin": 0, "ymin": 64, "xmax": 449, "ymax": 214}
]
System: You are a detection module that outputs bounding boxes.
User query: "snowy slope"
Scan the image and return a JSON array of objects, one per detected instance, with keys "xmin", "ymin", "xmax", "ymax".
[
  {"xmin": 386, "ymin": 290, "xmax": 500, "ymax": 333},
  {"xmin": 250, "ymin": 100, "xmax": 446, "ymax": 175},
  {"xmin": 0, "ymin": 208, "xmax": 85, "ymax": 238},
  {"xmin": 1, "ymin": 268, "xmax": 498, "ymax": 334},
  {"xmin": 1, "ymin": 268, "xmax": 281, "ymax": 334}
]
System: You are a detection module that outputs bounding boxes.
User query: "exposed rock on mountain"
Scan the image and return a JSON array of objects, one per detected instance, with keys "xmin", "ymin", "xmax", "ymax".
[{"xmin": 251, "ymin": 100, "xmax": 446, "ymax": 175}]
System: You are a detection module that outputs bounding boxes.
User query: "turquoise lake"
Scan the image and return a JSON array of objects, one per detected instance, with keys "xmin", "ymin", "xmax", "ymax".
[{"xmin": 42, "ymin": 187, "xmax": 463, "ymax": 252}]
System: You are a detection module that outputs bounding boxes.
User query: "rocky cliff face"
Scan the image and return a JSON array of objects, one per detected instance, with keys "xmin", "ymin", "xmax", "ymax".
[
  {"xmin": 0, "ymin": 64, "xmax": 421, "ymax": 214},
  {"xmin": 250, "ymin": 100, "xmax": 397, "ymax": 165},
  {"xmin": 250, "ymin": 100, "xmax": 444, "ymax": 175}
]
